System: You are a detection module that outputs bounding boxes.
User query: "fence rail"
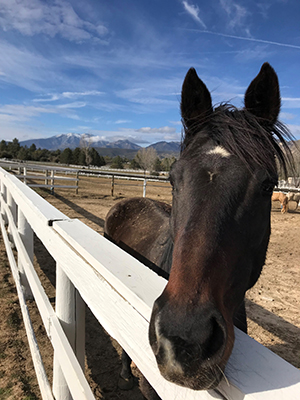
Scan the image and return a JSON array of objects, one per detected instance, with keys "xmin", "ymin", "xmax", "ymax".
[
  {"xmin": 0, "ymin": 166, "xmax": 300, "ymax": 399},
  {"xmin": 0, "ymin": 160, "xmax": 170, "ymax": 197},
  {"xmin": 0, "ymin": 160, "xmax": 80, "ymax": 193}
]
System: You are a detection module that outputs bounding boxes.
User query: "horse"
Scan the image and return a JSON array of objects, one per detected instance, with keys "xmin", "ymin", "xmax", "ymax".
[
  {"xmin": 271, "ymin": 191, "xmax": 289, "ymax": 213},
  {"xmin": 287, "ymin": 191, "xmax": 300, "ymax": 211},
  {"xmin": 104, "ymin": 63, "xmax": 293, "ymax": 399}
]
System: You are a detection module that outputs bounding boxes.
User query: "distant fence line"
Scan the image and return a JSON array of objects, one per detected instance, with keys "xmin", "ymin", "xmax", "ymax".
[
  {"xmin": 0, "ymin": 160, "xmax": 170, "ymax": 197},
  {"xmin": 0, "ymin": 160, "xmax": 80, "ymax": 194}
]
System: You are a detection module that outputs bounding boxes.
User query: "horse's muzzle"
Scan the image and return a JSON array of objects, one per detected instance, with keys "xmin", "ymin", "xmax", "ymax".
[{"xmin": 149, "ymin": 298, "xmax": 230, "ymax": 390}]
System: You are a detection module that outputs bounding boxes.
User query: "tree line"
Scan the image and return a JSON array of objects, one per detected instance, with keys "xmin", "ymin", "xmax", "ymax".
[
  {"xmin": 0, "ymin": 138, "xmax": 177, "ymax": 172},
  {"xmin": 0, "ymin": 138, "xmax": 106, "ymax": 167}
]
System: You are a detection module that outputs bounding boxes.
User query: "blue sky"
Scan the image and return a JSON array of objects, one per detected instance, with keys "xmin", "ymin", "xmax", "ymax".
[{"xmin": 0, "ymin": 0, "xmax": 300, "ymax": 146}]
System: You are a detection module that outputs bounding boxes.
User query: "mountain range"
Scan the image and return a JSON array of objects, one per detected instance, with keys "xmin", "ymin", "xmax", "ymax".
[{"xmin": 20, "ymin": 133, "xmax": 181, "ymax": 157}]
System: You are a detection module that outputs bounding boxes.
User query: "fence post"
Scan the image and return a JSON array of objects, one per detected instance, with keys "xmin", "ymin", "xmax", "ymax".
[
  {"xmin": 17, "ymin": 208, "xmax": 34, "ymax": 300},
  {"xmin": 7, "ymin": 189, "xmax": 17, "ymax": 247},
  {"xmin": 76, "ymin": 171, "xmax": 79, "ymax": 195},
  {"xmin": 0, "ymin": 181, "xmax": 8, "ymax": 225},
  {"xmin": 45, "ymin": 170, "xmax": 48, "ymax": 186},
  {"xmin": 111, "ymin": 175, "xmax": 114, "ymax": 197},
  {"xmin": 50, "ymin": 170, "xmax": 54, "ymax": 194},
  {"xmin": 143, "ymin": 178, "xmax": 147, "ymax": 197},
  {"xmin": 53, "ymin": 264, "xmax": 85, "ymax": 400},
  {"xmin": 75, "ymin": 290, "xmax": 85, "ymax": 371},
  {"xmin": 23, "ymin": 166, "xmax": 27, "ymax": 185}
]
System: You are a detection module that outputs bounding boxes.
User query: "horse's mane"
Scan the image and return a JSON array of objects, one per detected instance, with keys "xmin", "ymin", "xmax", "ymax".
[{"xmin": 181, "ymin": 104, "xmax": 295, "ymax": 178}]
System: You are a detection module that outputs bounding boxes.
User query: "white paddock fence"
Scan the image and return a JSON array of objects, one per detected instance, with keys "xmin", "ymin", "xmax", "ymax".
[
  {"xmin": 0, "ymin": 160, "xmax": 80, "ymax": 193},
  {"xmin": 0, "ymin": 167, "xmax": 300, "ymax": 400},
  {"xmin": 0, "ymin": 160, "xmax": 169, "ymax": 197},
  {"xmin": 79, "ymin": 168, "xmax": 169, "ymax": 197}
]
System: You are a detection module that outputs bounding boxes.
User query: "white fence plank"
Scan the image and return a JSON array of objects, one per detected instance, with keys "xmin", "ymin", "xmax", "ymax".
[
  {"xmin": 53, "ymin": 219, "xmax": 167, "ymax": 321},
  {"xmin": 0, "ymin": 213, "xmax": 54, "ymax": 400},
  {"xmin": 15, "ymin": 174, "xmax": 79, "ymax": 181},
  {"xmin": 28, "ymin": 184, "xmax": 78, "ymax": 189},
  {"xmin": 0, "ymin": 192, "xmax": 95, "ymax": 400},
  {"xmin": 0, "ymin": 170, "xmax": 68, "ymax": 225},
  {"xmin": 18, "ymin": 208, "xmax": 34, "ymax": 299},
  {"xmin": 53, "ymin": 263, "xmax": 76, "ymax": 400},
  {"xmin": 52, "ymin": 263, "xmax": 86, "ymax": 399},
  {"xmin": 219, "ymin": 329, "xmax": 300, "ymax": 399}
]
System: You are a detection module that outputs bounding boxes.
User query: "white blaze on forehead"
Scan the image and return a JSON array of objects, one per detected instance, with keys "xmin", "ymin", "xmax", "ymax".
[{"xmin": 207, "ymin": 146, "xmax": 231, "ymax": 158}]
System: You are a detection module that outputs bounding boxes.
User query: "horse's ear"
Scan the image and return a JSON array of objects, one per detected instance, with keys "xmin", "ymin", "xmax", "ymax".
[
  {"xmin": 244, "ymin": 63, "xmax": 281, "ymax": 124},
  {"xmin": 181, "ymin": 68, "xmax": 212, "ymax": 133}
]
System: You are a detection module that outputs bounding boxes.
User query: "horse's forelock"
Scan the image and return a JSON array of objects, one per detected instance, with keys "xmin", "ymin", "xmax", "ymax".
[{"xmin": 181, "ymin": 104, "xmax": 294, "ymax": 178}]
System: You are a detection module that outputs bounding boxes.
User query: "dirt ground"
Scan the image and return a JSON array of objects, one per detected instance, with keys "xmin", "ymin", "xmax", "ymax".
[{"xmin": 0, "ymin": 174, "xmax": 299, "ymax": 399}]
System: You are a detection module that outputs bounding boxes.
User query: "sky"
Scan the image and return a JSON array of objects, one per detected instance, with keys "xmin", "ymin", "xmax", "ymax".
[{"xmin": 0, "ymin": 0, "xmax": 300, "ymax": 146}]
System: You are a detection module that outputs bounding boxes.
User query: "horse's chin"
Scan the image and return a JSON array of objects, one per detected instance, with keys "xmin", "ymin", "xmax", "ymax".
[{"xmin": 158, "ymin": 364, "xmax": 224, "ymax": 391}]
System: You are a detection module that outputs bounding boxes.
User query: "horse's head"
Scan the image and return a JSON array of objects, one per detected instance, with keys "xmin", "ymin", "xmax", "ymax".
[{"xmin": 149, "ymin": 63, "xmax": 292, "ymax": 390}]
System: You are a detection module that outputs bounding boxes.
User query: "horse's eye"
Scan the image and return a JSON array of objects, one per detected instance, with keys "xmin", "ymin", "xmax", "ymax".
[
  {"xmin": 169, "ymin": 174, "xmax": 174, "ymax": 187},
  {"xmin": 261, "ymin": 181, "xmax": 276, "ymax": 195},
  {"xmin": 169, "ymin": 178, "xmax": 177, "ymax": 194}
]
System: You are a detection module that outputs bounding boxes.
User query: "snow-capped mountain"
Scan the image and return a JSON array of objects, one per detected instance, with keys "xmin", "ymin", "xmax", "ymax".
[
  {"xmin": 148, "ymin": 141, "xmax": 181, "ymax": 153},
  {"xmin": 20, "ymin": 133, "xmax": 141, "ymax": 151},
  {"xmin": 19, "ymin": 133, "xmax": 181, "ymax": 157}
]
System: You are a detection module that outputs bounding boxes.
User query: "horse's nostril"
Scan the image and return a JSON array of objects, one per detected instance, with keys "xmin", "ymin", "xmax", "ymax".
[
  {"xmin": 150, "ymin": 306, "xmax": 227, "ymax": 369},
  {"xmin": 202, "ymin": 316, "xmax": 226, "ymax": 360}
]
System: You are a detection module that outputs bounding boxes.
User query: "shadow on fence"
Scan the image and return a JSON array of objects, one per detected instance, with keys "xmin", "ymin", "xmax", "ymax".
[{"xmin": 51, "ymin": 193, "xmax": 105, "ymax": 229}]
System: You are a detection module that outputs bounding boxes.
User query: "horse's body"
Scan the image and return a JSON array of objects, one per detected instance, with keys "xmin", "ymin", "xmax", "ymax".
[
  {"xmin": 104, "ymin": 63, "xmax": 292, "ymax": 399},
  {"xmin": 105, "ymin": 198, "xmax": 172, "ymax": 277},
  {"xmin": 272, "ymin": 191, "xmax": 289, "ymax": 213},
  {"xmin": 287, "ymin": 192, "xmax": 300, "ymax": 210}
]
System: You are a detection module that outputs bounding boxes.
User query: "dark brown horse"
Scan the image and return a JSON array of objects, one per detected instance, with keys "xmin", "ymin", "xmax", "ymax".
[{"xmin": 104, "ymin": 63, "xmax": 293, "ymax": 399}]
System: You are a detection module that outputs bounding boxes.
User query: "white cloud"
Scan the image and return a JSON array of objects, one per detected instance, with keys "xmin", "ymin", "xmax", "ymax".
[
  {"xmin": 0, "ymin": 101, "xmax": 86, "ymax": 130},
  {"xmin": 56, "ymin": 101, "xmax": 86, "ymax": 109},
  {"xmin": 183, "ymin": 29, "xmax": 300, "ymax": 50},
  {"xmin": 0, "ymin": 104, "xmax": 57, "ymax": 121},
  {"xmin": 234, "ymin": 45, "xmax": 273, "ymax": 63},
  {"xmin": 34, "ymin": 91, "xmax": 105, "ymax": 103},
  {"xmin": 182, "ymin": 1, "xmax": 206, "ymax": 28},
  {"xmin": 169, "ymin": 120, "xmax": 182, "ymax": 126},
  {"xmin": 135, "ymin": 126, "xmax": 177, "ymax": 134},
  {"xmin": 0, "ymin": 40, "xmax": 106, "ymax": 95},
  {"xmin": 219, "ymin": 0, "xmax": 249, "ymax": 31},
  {"xmin": 0, "ymin": 0, "xmax": 108, "ymax": 42},
  {"xmin": 0, "ymin": 40, "xmax": 56, "ymax": 91},
  {"xmin": 287, "ymin": 124, "xmax": 300, "ymax": 140},
  {"xmin": 68, "ymin": 126, "xmax": 181, "ymax": 145},
  {"xmin": 115, "ymin": 76, "xmax": 182, "ymax": 111},
  {"xmin": 280, "ymin": 112, "xmax": 296, "ymax": 121},
  {"xmin": 0, "ymin": 103, "xmax": 60, "ymax": 141},
  {"xmin": 282, "ymin": 98, "xmax": 300, "ymax": 109},
  {"xmin": 115, "ymin": 119, "xmax": 131, "ymax": 124},
  {"xmin": 62, "ymin": 90, "xmax": 104, "ymax": 99}
]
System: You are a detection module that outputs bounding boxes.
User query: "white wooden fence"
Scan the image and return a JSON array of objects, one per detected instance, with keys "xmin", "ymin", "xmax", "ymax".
[
  {"xmin": 0, "ymin": 166, "xmax": 299, "ymax": 400},
  {"xmin": 0, "ymin": 160, "xmax": 169, "ymax": 197},
  {"xmin": 0, "ymin": 161, "xmax": 79, "ymax": 193}
]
